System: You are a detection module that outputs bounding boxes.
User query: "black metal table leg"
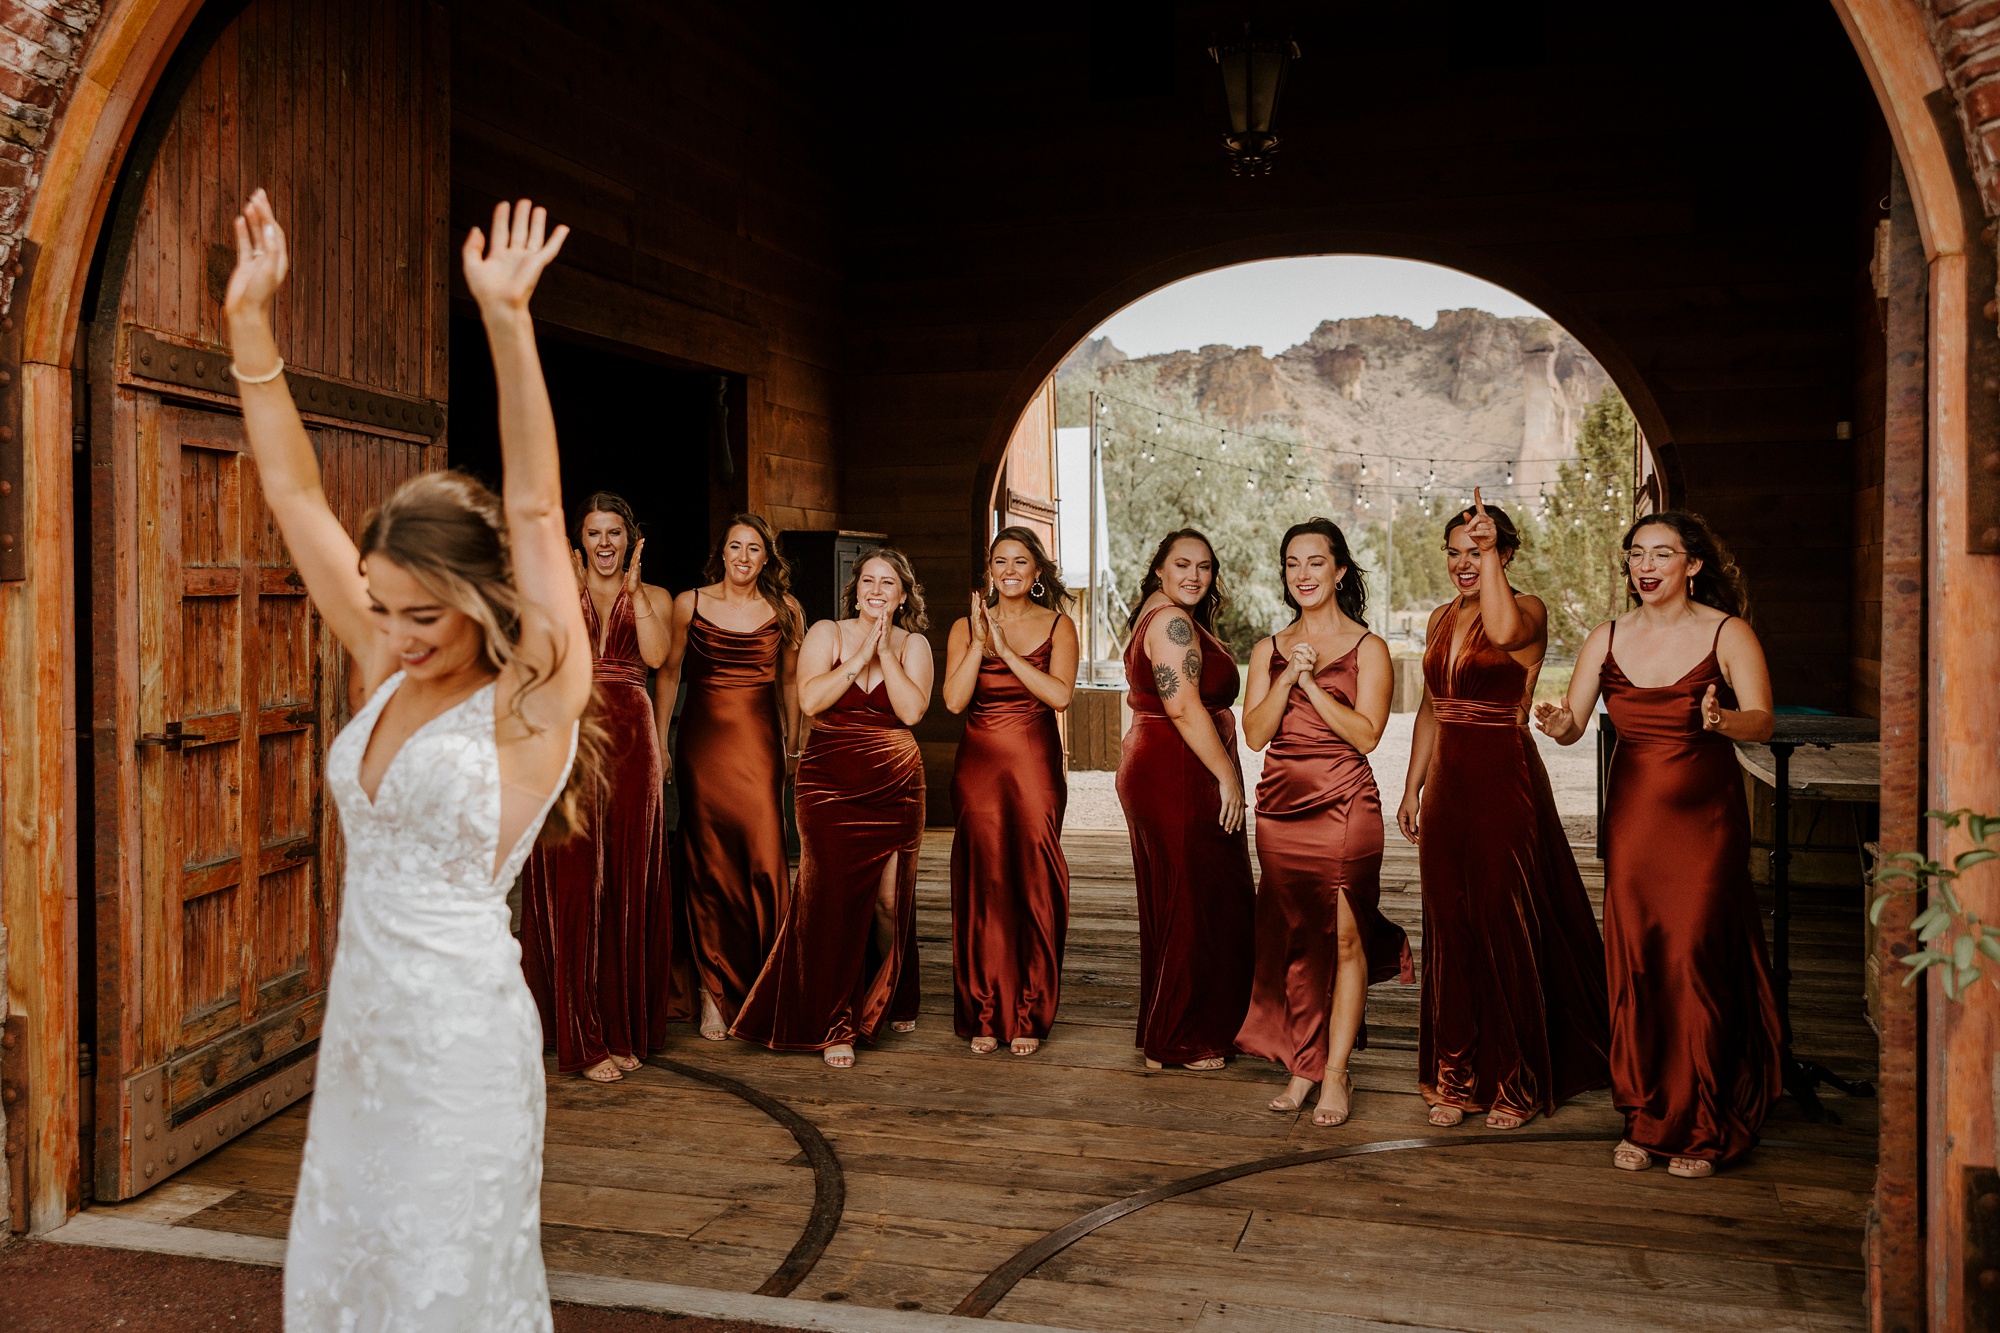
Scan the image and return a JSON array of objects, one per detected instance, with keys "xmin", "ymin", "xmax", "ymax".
[{"xmin": 1770, "ymin": 741, "xmax": 1875, "ymax": 1123}]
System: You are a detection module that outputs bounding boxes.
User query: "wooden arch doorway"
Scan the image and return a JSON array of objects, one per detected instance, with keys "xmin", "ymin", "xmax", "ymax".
[{"xmin": 76, "ymin": 0, "xmax": 450, "ymax": 1204}]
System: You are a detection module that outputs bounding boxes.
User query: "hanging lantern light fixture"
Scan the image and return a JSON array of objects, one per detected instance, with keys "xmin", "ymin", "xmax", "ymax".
[{"xmin": 1209, "ymin": 27, "xmax": 1301, "ymax": 177}]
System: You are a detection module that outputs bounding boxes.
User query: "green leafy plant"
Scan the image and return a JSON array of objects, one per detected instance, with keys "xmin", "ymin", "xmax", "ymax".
[{"xmin": 1871, "ymin": 808, "xmax": 2000, "ymax": 999}]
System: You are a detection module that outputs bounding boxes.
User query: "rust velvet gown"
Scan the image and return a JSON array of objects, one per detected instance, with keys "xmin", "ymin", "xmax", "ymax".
[
  {"xmin": 731, "ymin": 679, "xmax": 924, "ymax": 1050},
  {"xmin": 950, "ymin": 633, "xmax": 1069, "ymax": 1042},
  {"xmin": 674, "ymin": 605, "xmax": 789, "ymax": 1023},
  {"xmin": 1115, "ymin": 606, "xmax": 1256, "ymax": 1065},
  {"xmin": 1417, "ymin": 598, "xmax": 1609, "ymax": 1116},
  {"xmin": 1236, "ymin": 644, "xmax": 1414, "ymax": 1079},
  {"xmin": 1601, "ymin": 619, "xmax": 1783, "ymax": 1163},
  {"xmin": 520, "ymin": 587, "xmax": 672, "ymax": 1071}
]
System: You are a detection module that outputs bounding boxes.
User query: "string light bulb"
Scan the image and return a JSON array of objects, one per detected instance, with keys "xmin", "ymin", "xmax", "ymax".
[{"xmin": 1154, "ymin": 414, "xmax": 1163, "ymax": 435}]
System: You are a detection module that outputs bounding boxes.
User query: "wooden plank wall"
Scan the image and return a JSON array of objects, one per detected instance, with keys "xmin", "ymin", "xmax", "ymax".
[
  {"xmin": 834, "ymin": 0, "xmax": 1885, "ymax": 725},
  {"xmin": 448, "ymin": 0, "xmax": 841, "ymax": 533}
]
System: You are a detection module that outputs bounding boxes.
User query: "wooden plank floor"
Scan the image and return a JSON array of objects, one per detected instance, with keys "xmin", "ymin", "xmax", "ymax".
[{"xmin": 105, "ymin": 827, "xmax": 1878, "ymax": 1331}]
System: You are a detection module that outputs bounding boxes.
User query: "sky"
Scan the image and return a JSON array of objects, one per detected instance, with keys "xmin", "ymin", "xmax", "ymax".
[{"xmin": 1089, "ymin": 256, "xmax": 1551, "ymax": 359}]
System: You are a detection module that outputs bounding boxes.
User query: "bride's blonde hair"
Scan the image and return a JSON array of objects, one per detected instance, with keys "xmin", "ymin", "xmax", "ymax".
[{"xmin": 359, "ymin": 470, "xmax": 606, "ymax": 842}]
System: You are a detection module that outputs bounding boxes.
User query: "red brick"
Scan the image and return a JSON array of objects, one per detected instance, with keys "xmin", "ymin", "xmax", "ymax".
[
  {"xmin": 0, "ymin": 63, "xmax": 52, "ymax": 109},
  {"xmin": 1961, "ymin": 75, "xmax": 2000, "ymax": 124},
  {"xmin": 1943, "ymin": 0, "xmax": 2000, "ymax": 30}
]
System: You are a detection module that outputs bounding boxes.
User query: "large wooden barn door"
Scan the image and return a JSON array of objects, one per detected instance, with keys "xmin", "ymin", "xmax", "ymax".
[{"xmin": 88, "ymin": 0, "xmax": 448, "ymax": 1200}]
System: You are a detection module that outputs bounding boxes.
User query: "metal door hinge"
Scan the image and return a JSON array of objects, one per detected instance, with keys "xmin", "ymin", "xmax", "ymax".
[{"xmin": 135, "ymin": 720, "xmax": 205, "ymax": 751}]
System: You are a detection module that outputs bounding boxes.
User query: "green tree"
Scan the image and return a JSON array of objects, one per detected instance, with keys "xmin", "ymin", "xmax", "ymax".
[{"xmin": 1513, "ymin": 386, "xmax": 1634, "ymax": 657}]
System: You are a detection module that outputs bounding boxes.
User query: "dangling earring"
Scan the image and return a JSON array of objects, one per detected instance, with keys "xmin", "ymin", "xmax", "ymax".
[
  {"xmin": 1031, "ymin": 579, "xmax": 1046, "ymax": 599},
  {"xmin": 1687, "ymin": 575, "xmax": 1695, "ymax": 598}
]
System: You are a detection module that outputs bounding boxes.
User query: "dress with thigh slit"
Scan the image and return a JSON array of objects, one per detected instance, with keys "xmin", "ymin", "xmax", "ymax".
[
  {"xmin": 1236, "ymin": 641, "xmax": 1414, "ymax": 1078},
  {"xmin": 950, "ymin": 629, "xmax": 1070, "ymax": 1042},
  {"xmin": 1416, "ymin": 597, "xmax": 1610, "ymax": 1116},
  {"xmin": 673, "ymin": 603, "xmax": 789, "ymax": 1023},
  {"xmin": 1600, "ymin": 617, "xmax": 1782, "ymax": 1163},
  {"xmin": 731, "ymin": 676, "xmax": 925, "ymax": 1050},
  {"xmin": 519, "ymin": 587, "xmax": 672, "ymax": 1070},
  {"xmin": 1115, "ymin": 606, "xmax": 1255, "ymax": 1065}
]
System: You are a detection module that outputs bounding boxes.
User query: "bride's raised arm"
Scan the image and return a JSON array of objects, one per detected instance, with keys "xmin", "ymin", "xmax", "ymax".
[
  {"xmin": 460, "ymin": 199, "xmax": 591, "ymax": 730},
  {"xmin": 222, "ymin": 189, "xmax": 377, "ymax": 669}
]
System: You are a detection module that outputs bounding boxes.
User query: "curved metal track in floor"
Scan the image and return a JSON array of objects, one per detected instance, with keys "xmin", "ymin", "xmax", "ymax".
[
  {"xmin": 951, "ymin": 1127, "xmax": 1879, "ymax": 1317},
  {"xmin": 646, "ymin": 1056, "xmax": 845, "ymax": 1297},
  {"xmin": 952, "ymin": 1130, "xmax": 1616, "ymax": 1317}
]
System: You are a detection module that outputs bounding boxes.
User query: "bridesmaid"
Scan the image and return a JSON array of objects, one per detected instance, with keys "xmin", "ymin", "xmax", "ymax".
[
  {"xmin": 732, "ymin": 548, "xmax": 933, "ymax": 1067},
  {"xmin": 1397, "ymin": 491, "xmax": 1609, "ymax": 1127},
  {"xmin": 943, "ymin": 526, "xmax": 1079, "ymax": 1057},
  {"xmin": 1535, "ymin": 511, "xmax": 1781, "ymax": 1178},
  {"xmin": 1236, "ymin": 519, "xmax": 1413, "ymax": 1125},
  {"xmin": 656, "ymin": 515, "xmax": 804, "ymax": 1039},
  {"xmin": 1116, "ymin": 529, "xmax": 1256, "ymax": 1071},
  {"xmin": 519, "ymin": 492, "xmax": 673, "ymax": 1083}
]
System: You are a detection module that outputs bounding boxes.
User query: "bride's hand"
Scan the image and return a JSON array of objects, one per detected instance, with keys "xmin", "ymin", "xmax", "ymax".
[
  {"xmin": 225, "ymin": 190, "xmax": 290, "ymax": 327},
  {"xmin": 462, "ymin": 199, "xmax": 569, "ymax": 316}
]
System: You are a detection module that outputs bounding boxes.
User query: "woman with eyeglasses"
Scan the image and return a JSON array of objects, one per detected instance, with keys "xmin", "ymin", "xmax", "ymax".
[
  {"xmin": 1534, "ymin": 511, "xmax": 1780, "ymax": 1179},
  {"xmin": 1398, "ymin": 491, "xmax": 1609, "ymax": 1130}
]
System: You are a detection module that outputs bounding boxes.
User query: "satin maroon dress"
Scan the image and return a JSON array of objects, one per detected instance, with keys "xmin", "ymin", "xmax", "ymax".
[
  {"xmin": 520, "ymin": 587, "xmax": 672, "ymax": 1071},
  {"xmin": 1601, "ymin": 619, "xmax": 1782, "ymax": 1163},
  {"xmin": 950, "ymin": 631, "xmax": 1069, "ymax": 1042},
  {"xmin": 674, "ymin": 605, "xmax": 789, "ymax": 1023},
  {"xmin": 1417, "ymin": 598, "xmax": 1609, "ymax": 1116},
  {"xmin": 1236, "ymin": 643, "xmax": 1415, "ymax": 1079},
  {"xmin": 731, "ymin": 678, "xmax": 924, "ymax": 1050},
  {"xmin": 1115, "ymin": 606, "xmax": 1256, "ymax": 1066}
]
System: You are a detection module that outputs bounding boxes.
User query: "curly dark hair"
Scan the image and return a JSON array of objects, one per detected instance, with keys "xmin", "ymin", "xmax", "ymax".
[
  {"xmin": 1278, "ymin": 517, "xmax": 1369, "ymax": 625},
  {"xmin": 705, "ymin": 513, "xmax": 803, "ymax": 648},
  {"xmin": 1622, "ymin": 510, "xmax": 1750, "ymax": 619},
  {"xmin": 983, "ymin": 525, "xmax": 1072, "ymax": 610},
  {"xmin": 1125, "ymin": 528, "xmax": 1227, "ymax": 633},
  {"xmin": 842, "ymin": 546, "xmax": 929, "ymax": 632}
]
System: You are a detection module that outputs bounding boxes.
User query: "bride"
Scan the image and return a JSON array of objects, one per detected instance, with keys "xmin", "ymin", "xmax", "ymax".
[{"xmin": 223, "ymin": 191, "xmax": 594, "ymax": 1330}]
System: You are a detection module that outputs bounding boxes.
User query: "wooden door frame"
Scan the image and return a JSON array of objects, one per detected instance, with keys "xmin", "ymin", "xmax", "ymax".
[{"xmin": 5, "ymin": 0, "xmax": 215, "ymax": 1236}]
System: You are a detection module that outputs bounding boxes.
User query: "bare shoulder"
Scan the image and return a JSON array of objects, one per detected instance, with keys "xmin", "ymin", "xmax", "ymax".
[
  {"xmin": 783, "ymin": 593, "xmax": 806, "ymax": 616},
  {"xmin": 947, "ymin": 615, "xmax": 972, "ymax": 644},
  {"xmin": 1052, "ymin": 611, "xmax": 1079, "ymax": 640},
  {"xmin": 1718, "ymin": 613, "xmax": 1764, "ymax": 653},
  {"xmin": 1425, "ymin": 601, "xmax": 1452, "ymax": 633},
  {"xmin": 1356, "ymin": 632, "xmax": 1392, "ymax": 666},
  {"xmin": 1248, "ymin": 634, "xmax": 1277, "ymax": 668},
  {"xmin": 1512, "ymin": 590, "xmax": 1548, "ymax": 617}
]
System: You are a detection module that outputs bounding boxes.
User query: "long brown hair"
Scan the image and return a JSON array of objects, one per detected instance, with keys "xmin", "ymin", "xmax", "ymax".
[
  {"xmin": 1622, "ymin": 510, "xmax": 1750, "ymax": 619},
  {"xmin": 705, "ymin": 513, "xmax": 803, "ymax": 647},
  {"xmin": 573, "ymin": 490, "xmax": 641, "ymax": 570},
  {"xmin": 1125, "ymin": 528, "xmax": 1227, "ymax": 632},
  {"xmin": 983, "ymin": 525, "xmax": 1071, "ymax": 610},
  {"xmin": 360, "ymin": 470, "xmax": 606, "ymax": 843},
  {"xmin": 841, "ymin": 545, "xmax": 929, "ymax": 632}
]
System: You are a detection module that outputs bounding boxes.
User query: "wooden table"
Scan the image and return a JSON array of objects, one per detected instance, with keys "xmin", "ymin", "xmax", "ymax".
[{"xmin": 1735, "ymin": 717, "xmax": 1880, "ymax": 1123}]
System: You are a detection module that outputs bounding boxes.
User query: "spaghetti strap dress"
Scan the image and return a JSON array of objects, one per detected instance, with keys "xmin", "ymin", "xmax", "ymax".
[
  {"xmin": 1599, "ymin": 616, "xmax": 1783, "ymax": 1163},
  {"xmin": 1236, "ymin": 640, "xmax": 1414, "ymax": 1078},
  {"xmin": 519, "ymin": 587, "xmax": 672, "ymax": 1070},
  {"xmin": 1115, "ymin": 605, "xmax": 1255, "ymax": 1065},
  {"xmin": 731, "ymin": 676, "xmax": 925, "ymax": 1050},
  {"xmin": 1416, "ymin": 597, "xmax": 1610, "ymax": 1116},
  {"xmin": 674, "ymin": 603, "xmax": 789, "ymax": 1023},
  {"xmin": 950, "ymin": 629, "xmax": 1070, "ymax": 1042}
]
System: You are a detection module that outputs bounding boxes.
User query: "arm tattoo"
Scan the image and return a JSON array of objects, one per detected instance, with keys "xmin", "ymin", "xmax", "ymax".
[
  {"xmin": 1152, "ymin": 663, "xmax": 1181, "ymax": 699},
  {"xmin": 1165, "ymin": 615, "xmax": 1194, "ymax": 645},
  {"xmin": 1182, "ymin": 648, "xmax": 1202, "ymax": 682}
]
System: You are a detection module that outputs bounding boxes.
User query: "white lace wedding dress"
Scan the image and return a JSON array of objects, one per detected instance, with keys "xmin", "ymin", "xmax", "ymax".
[{"xmin": 285, "ymin": 674, "xmax": 575, "ymax": 1332}]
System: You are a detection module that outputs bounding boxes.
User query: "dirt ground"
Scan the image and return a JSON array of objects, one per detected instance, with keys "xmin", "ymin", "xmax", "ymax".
[{"xmin": 0, "ymin": 1238, "xmax": 791, "ymax": 1333}]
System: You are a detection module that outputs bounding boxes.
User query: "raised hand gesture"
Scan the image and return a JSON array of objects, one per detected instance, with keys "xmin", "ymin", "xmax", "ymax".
[
  {"xmin": 569, "ymin": 547, "xmax": 588, "ymax": 589},
  {"xmin": 225, "ymin": 189, "xmax": 291, "ymax": 323},
  {"xmin": 968, "ymin": 592, "xmax": 992, "ymax": 657},
  {"xmin": 623, "ymin": 538, "xmax": 647, "ymax": 596},
  {"xmin": 462, "ymin": 199, "xmax": 569, "ymax": 316},
  {"xmin": 1464, "ymin": 486, "xmax": 1498, "ymax": 555},
  {"xmin": 1700, "ymin": 683, "xmax": 1726, "ymax": 731},
  {"xmin": 874, "ymin": 606, "xmax": 900, "ymax": 662}
]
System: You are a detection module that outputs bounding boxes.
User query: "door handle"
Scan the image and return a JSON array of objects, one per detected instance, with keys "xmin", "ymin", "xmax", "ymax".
[{"xmin": 135, "ymin": 721, "xmax": 204, "ymax": 751}]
